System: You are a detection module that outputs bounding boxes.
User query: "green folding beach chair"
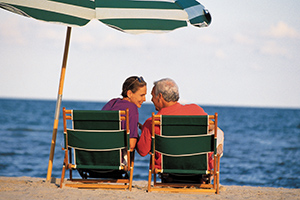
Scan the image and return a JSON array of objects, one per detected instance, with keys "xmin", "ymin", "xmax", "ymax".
[
  {"xmin": 147, "ymin": 113, "xmax": 220, "ymax": 194},
  {"xmin": 60, "ymin": 107, "xmax": 134, "ymax": 190}
]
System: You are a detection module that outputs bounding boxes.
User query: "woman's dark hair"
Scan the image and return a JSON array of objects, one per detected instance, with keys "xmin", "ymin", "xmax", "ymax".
[{"xmin": 121, "ymin": 76, "xmax": 147, "ymax": 97}]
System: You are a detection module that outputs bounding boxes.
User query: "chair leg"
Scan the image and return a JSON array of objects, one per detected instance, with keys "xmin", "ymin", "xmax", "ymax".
[
  {"xmin": 128, "ymin": 151, "xmax": 135, "ymax": 191},
  {"xmin": 147, "ymin": 169, "xmax": 152, "ymax": 192},
  {"xmin": 68, "ymin": 148, "xmax": 72, "ymax": 180},
  {"xmin": 213, "ymin": 155, "xmax": 217, "ymax": 189},
  {"xmin": 129, "ymin": 166, "xmax": 133, "ymax": 191},
  {"xmin": 216, "ymin": 155, "xmax": 220, "ymax": 194},
  {"xmin": 216, "ymin": 173, "xmax": 219, "ymax": 194},
  {"xmin": 60, "ymin": 165, "xmax": 66, "ymax": 188},
  {"xmin": 60, "ymin": 149, "xmax": 69, "ymax": 188}
]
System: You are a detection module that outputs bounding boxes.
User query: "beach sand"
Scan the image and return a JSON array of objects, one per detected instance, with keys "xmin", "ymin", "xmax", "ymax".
[{"xmin": 0, "ymin": 176, "xmax": 299, "ymax": 200}]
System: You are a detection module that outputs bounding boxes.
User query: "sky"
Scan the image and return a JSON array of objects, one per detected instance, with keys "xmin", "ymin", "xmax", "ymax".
[{"xmin": 0, "ymin": 0, "xmax": 300, "ymax": 109}]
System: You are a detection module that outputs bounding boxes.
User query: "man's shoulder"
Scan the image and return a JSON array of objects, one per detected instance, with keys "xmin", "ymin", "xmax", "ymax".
[
  {"xmin": 142, "ymin": 117, "xmax": 153, "ymax": 127},
  {"xmin": 184, "ymin": 103, "xmax": 202, "ymax": 108},
  {"xmin": 182, "ymin": 103, "xmax": 204, "ymax": 109},
  {"xmin": 158, "ymin": 102, "xmax": 205, "ymax": 115},
  {"xmin": 186, "ymin": 103, "xmax": 203, "ymax": 110},
  {"xmin": 144, "ymin": 117, "xmax": 152, "ymax": 125},
  {"xmin": 177, "ymin": 103, "xmax": 207, "ymax": 115}
]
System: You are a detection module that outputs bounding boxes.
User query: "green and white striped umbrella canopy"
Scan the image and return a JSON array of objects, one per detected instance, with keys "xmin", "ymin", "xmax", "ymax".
[{"xmin": 0, "ymin": 0, "xmax": 211, "ymax": 34}]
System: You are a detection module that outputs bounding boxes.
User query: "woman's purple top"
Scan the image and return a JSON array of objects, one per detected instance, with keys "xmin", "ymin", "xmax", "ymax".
[{"xmin": 102, "ymin": 98, "xmax": 139, "ymax": 138}]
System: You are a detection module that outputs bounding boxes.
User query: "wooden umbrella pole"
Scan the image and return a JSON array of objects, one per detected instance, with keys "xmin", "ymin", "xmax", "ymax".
[{"xmin": 46, "ymin": 26, "xmax": 72, "ymax": 181}]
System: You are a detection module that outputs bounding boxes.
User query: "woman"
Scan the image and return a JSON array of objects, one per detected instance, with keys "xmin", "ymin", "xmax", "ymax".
[{"xmin": 102, "ymin": 76, "xmax": 147, "ymax": 151}]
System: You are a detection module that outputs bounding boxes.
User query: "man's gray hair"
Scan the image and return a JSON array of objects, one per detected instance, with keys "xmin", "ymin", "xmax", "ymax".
[{"xmin": 153, "ymin": 78, "xmax": 179, "ymax": 102}]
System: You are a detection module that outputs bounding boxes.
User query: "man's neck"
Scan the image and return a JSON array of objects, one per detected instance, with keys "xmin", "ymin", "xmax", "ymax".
[{"xmin": 163, "ymin": 101, "xmax": 177, "ymax": 109}]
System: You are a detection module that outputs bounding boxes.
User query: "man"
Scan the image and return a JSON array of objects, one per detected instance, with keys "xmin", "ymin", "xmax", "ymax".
[{"xmin": 136, "ymin": 78, "xmax": 221, "ymax": 182}]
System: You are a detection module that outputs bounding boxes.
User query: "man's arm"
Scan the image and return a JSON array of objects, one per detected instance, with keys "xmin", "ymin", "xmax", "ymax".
[
  {"xmin": 217, "ymin": 128, "xmax": 224, "ymax": 156},
  {"xmin": 136, "ymin": 119, "xmax": 152, "ymax": 156}
]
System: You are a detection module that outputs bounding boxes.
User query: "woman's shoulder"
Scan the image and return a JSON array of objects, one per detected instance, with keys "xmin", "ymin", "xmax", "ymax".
[
  {"xmin": 118, "ymin": 100, "xmax": 138, "ymax": 114},
  {"xmin": 124, "ymin": 101, "xmax": 138, "ymax": 112},
  {"xmin": 105, "ymin": 98, "xmax": 120, "ymax": 104},
  {"xmin": 111, "ymin": 98, "xmax": 138, "ymax": 111},
  {"xmin": 102, "ymin": 98, "xmax": 120, "ymax": 110}
]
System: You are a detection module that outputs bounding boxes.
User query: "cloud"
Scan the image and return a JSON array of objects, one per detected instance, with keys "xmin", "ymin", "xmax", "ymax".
[
  {"xmin": 259, "ymin": 21, "xmax": 299, "ymax": 58},
  {"xmin": 234, "ymin": 33, "xmax": 255, "ymax": 45},
  {"xmin": 260, "ymin": 41, "xmax": 288, "ymax": 57},
  {"xmin": 155, "ymin": 34, "xmax": 178, "ymax": 47},
  {"xmin": 0, "ymin": 18, "xmax": 27, "ymax": 45},
  {"xmin": 197, "ymin": 34, "xmax": 219, "ymax": 44},
  {"xmin": 215, "ymin": 49, "xmax": 227, "ymax": 59},
  {"xmin": 36, "ymin": 26, "xmax": 65, "ymax": 43},
  {"xmin": 264, "ymin": 21, "xmax": 300, "ymax": 39},
  {"xmin": 71, "ymin": 31, "xmax": 96, "ymax": 49},
  {"xmin": 0, "ymin": 15, "xmax": 68, "ymax": 46},
  {"xmin": 250, "ymin": 63, "xmax": 264, "ymax": 72}
]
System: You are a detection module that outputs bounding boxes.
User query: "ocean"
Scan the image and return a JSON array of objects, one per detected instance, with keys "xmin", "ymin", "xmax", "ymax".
[{"xmin": 0, "ymin": 98, "xmax": 299, "ymax": 188}]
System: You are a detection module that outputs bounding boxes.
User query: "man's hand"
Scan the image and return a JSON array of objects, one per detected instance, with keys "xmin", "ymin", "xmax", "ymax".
[
  {"xmin": 138, "ymin": 122, "xmax": 143, "ymax": 130},
  {"xmin": 217, "ymin": 144, "xmax": 223, "ymax": 156}
]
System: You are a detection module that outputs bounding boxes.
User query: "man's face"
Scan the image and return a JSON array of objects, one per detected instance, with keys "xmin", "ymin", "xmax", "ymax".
[{"xmin": 151, "ymin": 87, "xmax": 162, "ymax": 111}]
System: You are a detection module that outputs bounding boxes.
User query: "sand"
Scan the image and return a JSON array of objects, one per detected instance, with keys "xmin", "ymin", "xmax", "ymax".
[{"xmin": 0, "ymin": 176, "xmax": 299, "ymax": 200}]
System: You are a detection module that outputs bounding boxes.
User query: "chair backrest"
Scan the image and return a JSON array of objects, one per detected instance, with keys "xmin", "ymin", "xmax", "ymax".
[
  {"xmin": 152, "ymin": 114, "xmax": 218, "ymax": 174},
  {"xmin": 63, "ymin": 108, "xmax": 130, "ymax": 170},
  {"xmin": 72, "ymin": 110, "xmax": 123, "ymax": 130}
]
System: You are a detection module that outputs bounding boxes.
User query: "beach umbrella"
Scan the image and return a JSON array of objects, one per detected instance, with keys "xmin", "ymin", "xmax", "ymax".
[{"xmin": 0, "ymin": 0, "xmax": 212, "ymax": 180}]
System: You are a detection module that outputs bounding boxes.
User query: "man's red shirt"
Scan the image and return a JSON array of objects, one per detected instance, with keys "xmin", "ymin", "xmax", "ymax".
[{"xmin": 136, "ymin": 102, "xmax": 212, "ymax": 169}]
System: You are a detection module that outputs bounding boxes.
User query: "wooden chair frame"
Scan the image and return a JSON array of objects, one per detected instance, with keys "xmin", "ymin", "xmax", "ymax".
[
  {"xmin": 60, "ymin": 107, "xmax": 134, "ymax": 190},
  {"xmin": 147, "ymin": 113, "xmax": 220, "ymax": 194}
]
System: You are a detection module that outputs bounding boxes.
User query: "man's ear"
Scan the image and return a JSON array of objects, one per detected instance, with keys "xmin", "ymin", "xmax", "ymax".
[{"xmin": 158, "ymin": 93, "xmax": 163, "ymax": 102}]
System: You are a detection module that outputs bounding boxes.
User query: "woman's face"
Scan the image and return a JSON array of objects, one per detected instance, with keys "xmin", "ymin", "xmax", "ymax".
[{"xmin": 128, "ymin": 85, "xmax": 147, "ymax": 108}]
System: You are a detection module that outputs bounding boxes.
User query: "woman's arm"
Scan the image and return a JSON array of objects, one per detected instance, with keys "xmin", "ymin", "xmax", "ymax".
[{"xmin": 130, "ymin": 138, "xmax": 137, "ymax": 152}]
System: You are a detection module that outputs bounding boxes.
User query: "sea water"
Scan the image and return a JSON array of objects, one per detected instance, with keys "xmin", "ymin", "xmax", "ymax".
[{"xmin": 0, "ymin": 98, "xmax": 299, "ymax": 188}]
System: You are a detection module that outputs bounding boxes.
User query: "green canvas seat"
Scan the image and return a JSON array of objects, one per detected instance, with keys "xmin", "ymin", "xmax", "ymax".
[
  {"xmin": 60, "ymin": 108, "xmax": 134, "ymax": 190},
  {"xmin": 148, "ymin": 113, "xmax": 220, "ymax": 194}
]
